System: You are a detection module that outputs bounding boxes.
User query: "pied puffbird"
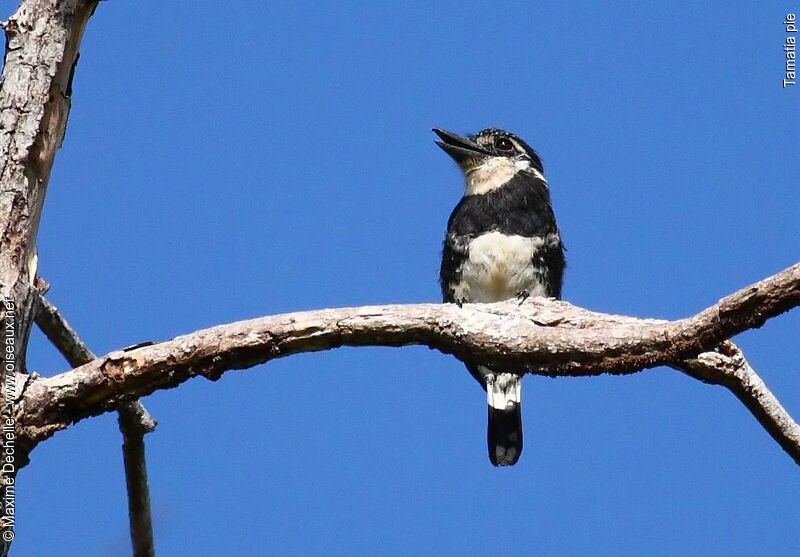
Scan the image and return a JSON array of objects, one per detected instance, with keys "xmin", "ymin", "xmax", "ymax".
[{"xmin": 434, "ymin": 127, "xmax": 565, "ymax": 466}]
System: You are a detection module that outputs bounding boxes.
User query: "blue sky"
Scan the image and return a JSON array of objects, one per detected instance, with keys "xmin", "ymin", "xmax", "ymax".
[{"xmin": 4, "ymin": 1, "xmax": 799, "ymax": 555}]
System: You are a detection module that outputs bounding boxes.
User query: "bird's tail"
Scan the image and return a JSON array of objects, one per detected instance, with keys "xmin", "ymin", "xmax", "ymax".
[{"xmin": 486, "ymin": 373, "xmax": 523, "ymax": 467}]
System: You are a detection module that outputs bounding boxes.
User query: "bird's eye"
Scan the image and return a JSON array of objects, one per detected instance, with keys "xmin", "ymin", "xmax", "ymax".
[{"xmin": 495, "ymin": 137, "xmax": 514, "ymax": 151}]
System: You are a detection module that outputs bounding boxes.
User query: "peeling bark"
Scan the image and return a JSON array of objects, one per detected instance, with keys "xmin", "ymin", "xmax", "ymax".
[
  {"xmin": 0, "ymin": 2, "xmax": 99, "ymax": 553},
  {"xmin": 0, "ymin": 0, "xmax": 98, "ymax": 370}
]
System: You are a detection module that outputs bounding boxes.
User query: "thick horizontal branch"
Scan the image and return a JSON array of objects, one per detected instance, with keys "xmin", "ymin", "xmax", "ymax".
[{"xmin": 14, "ymin": 262, "xmax": 800, "ymax": 461}]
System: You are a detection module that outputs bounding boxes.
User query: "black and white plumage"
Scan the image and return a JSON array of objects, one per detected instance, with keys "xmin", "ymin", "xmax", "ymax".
[{"xmin": 434, "ymin": 127, "xmax": 565, "ymax": 467}]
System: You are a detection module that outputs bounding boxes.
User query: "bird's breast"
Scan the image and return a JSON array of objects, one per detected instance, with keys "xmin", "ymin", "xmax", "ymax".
[{"xmin": 457, "ymin": 231, "xmax": 549, "ymax": 302}]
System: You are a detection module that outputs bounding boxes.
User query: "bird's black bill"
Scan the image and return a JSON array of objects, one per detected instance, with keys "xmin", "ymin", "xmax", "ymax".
[{"xmin": 433, "ymin": 128, "xmax": 489, "ymax": 164}]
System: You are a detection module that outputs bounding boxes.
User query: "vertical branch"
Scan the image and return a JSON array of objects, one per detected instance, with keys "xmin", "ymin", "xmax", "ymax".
[
  {"xmin": 0, "ymin": 2, "xmax": 100, "ymax": 553},
  {"xmin": 119, "ymin": 404, "xmax": 157, "ymax": 557},
  {"xmin": 35, "ymin": 296, "xmax": 157, "ymax": 557},
  {"xmin": 0, "ymin": 0, "xmax": 99, "ymax": 369}
]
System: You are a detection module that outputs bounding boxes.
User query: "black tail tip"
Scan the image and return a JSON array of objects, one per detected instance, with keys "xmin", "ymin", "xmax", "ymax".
[
  {"xmin": 488, "ymin": 403, "xmax": 523, "ymax": 467},
  {"xmin": 490, "ymin": 445, "xmax": 521, "ymax": 467}
]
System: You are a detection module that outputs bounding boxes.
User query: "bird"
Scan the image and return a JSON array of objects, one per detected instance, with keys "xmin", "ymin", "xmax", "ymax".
[{"xmin": 434, "ymin": 127, "xmax": 565, "ymax": 466}]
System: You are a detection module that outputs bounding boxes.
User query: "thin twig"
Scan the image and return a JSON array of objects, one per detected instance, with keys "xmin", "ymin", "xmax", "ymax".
[
  {"xmin": 678, "ymin": 341, "xmax": 800, "ymax": 466},
  {"xmin": 118, "ymin": 404, "xmax": 157, "ymax": 557},
  {"xmin": 34, "ymin": 296, "xmax": 157, "ymax": 557}
]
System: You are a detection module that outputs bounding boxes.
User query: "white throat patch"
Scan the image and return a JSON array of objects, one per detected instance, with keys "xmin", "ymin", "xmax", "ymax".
[{"xmin": 464, "ymin": 157, "xmax": 535, "ymax": 196}]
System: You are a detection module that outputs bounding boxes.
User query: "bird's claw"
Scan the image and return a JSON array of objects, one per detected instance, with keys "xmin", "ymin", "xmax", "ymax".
[{"xmin": 515, "ymin": 290, "xmax": 530, "ymax": 305}]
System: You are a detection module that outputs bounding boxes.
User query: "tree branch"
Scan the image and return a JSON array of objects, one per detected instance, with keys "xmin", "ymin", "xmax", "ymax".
[
  {"xmin": 34, "ymin": 295, "xmax": 156, "ymax": 557},
  {"xmin": 0, "ymin": 2, "xmax": 99, "ymax": 553},
  {"xmin": 0, "ymin": 0, "xmax": 98, "ymax": 370},
  {"xmin": 678, "ymin": 341, "xmax": 800, "ymax": 465},
  {"xmin": 34, "ymin": 293, "xmax": 95, "ymax": 367},
  {"xmin": 117, "ymin": 405, "xmax": 156, "ymax": 557},
  {"xmin": 15, "ymin": 262, "xmax": 800, "ymax": 464}
]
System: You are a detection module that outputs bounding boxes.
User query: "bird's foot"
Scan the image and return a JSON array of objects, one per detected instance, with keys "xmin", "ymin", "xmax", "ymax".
[
  {"xmin": 515, "ymin": 290, "xmax": 530, "ymax": 306},
  {"xmin": 455, "ymin": 297, "xmax": 468, "ymax": 308}
]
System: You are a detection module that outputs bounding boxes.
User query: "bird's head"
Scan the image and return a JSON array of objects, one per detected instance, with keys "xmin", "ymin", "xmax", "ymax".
[{"xmin": 433, "ymin": 127, "xmax": 545, "ymax": 196}]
